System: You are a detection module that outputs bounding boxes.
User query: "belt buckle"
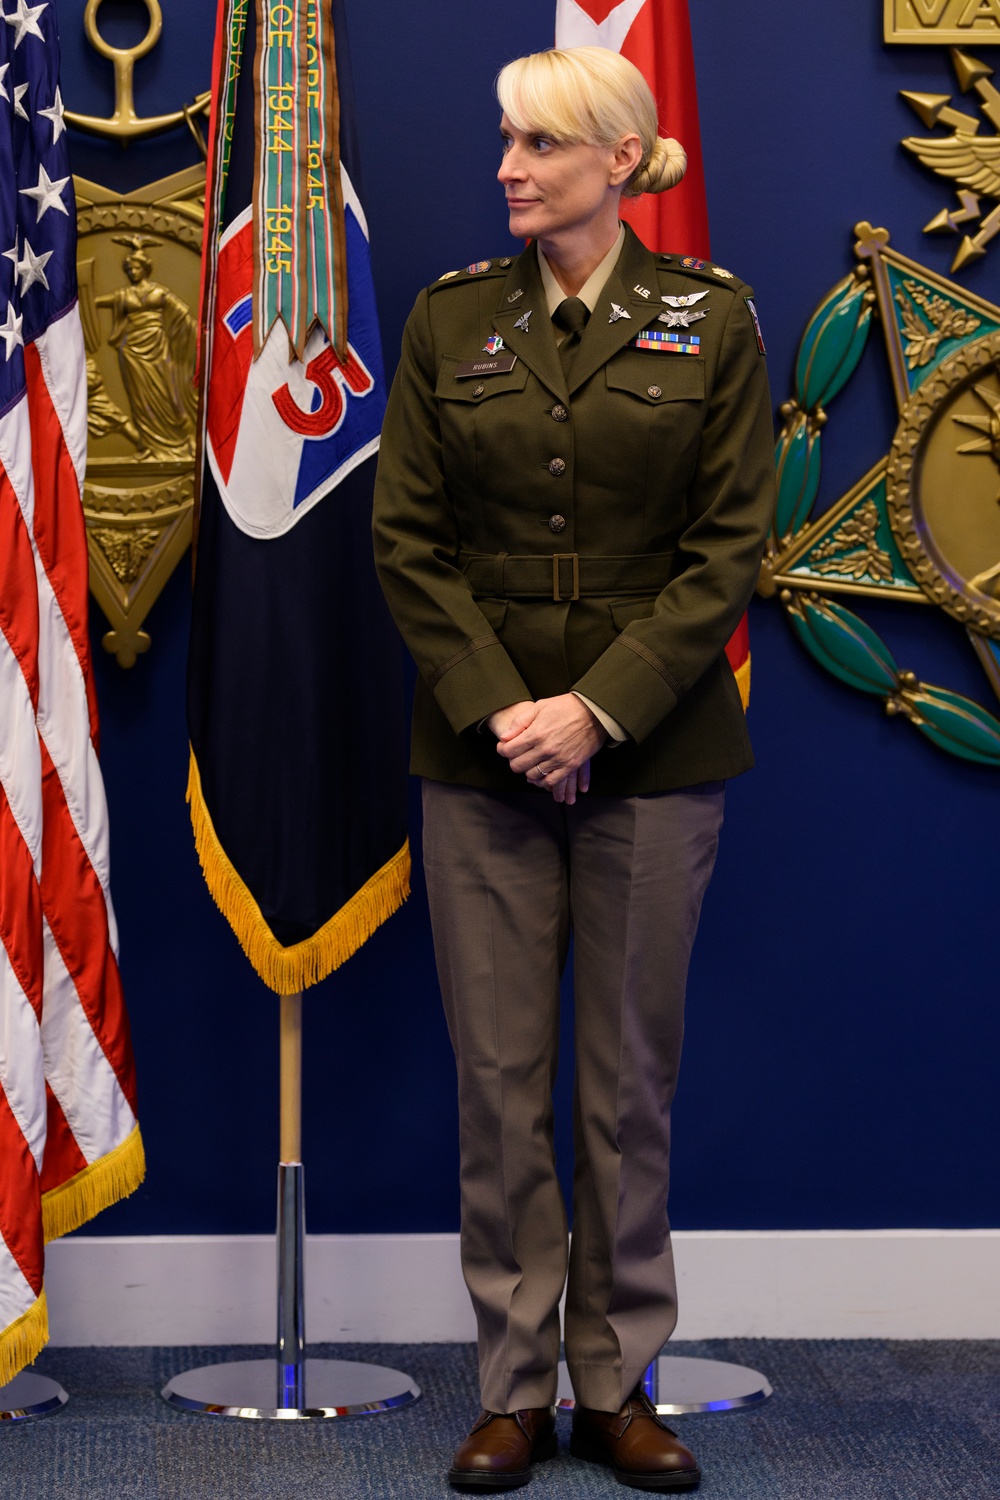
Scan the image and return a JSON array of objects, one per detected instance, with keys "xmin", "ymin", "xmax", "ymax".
[{"xmin": 552, "ymin": 553, "xmax": 580, "ymax": 602}]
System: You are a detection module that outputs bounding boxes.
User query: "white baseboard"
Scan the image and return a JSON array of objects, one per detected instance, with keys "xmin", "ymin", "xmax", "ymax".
[{"xmin": 44, "ymin": 1229, "xmax": 1000, "ymax": 1347}]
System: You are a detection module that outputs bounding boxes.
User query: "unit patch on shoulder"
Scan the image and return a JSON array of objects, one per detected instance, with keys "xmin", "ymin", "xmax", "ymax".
[
  {"xmin": 745, "ymin": 296, "xmax": 766, "ymax": 355},
  {"xmin": 467, "ymin": 261, "xmax": 492, "ymax": 275},
  {"xmin": 679, "ymin": 256, "xmax": 707, "ymax": 270}
]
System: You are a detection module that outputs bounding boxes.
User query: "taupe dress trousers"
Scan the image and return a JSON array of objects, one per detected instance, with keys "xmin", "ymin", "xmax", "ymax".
[{"xmin": 421, "ymin": 778, "xmax": 725, "ymax": 1414}]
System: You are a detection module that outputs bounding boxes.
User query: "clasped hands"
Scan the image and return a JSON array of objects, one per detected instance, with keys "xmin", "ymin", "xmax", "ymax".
[{"xmin": 487, "ymin": 694, "xmax": 606, "ymax": 805}]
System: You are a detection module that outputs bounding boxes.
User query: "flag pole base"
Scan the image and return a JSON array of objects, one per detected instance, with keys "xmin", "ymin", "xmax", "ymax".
[
  {"xmin": 555, "ymin": 1356, "xmax": 772, "ymax": 1415},
  {"xmin": 161, "ymin": 1357, "xmax": 420, "ymax": 1419},
  {"xmin": 0, "ymin": 1371, "xmax": 68, "ymax": 1421}
]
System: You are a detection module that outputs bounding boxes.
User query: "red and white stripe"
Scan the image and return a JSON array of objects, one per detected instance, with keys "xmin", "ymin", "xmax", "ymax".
[{"xmin": 0, "ymin": 303, "xmax": 138, "ymax": 1365}]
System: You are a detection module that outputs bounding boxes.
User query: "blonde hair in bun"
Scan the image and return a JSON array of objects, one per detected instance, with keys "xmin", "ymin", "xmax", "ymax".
[
  {"xmin": 496, "ymin": 46, "xmax": 686, "ymax": 197},
  {"xmin": 627, "ymin": 134, "xmax": 687, "ymax": 197}
]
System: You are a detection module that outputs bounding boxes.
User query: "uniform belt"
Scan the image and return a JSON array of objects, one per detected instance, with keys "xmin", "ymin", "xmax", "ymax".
[{"xmin": 460, "ymin": 552, "xmax": 674, "ymax": 603}]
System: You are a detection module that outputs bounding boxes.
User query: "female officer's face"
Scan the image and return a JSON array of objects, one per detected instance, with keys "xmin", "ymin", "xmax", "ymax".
[{"xmin": 498, "ymin": 114, "xmax": 636, "ymax": 245}]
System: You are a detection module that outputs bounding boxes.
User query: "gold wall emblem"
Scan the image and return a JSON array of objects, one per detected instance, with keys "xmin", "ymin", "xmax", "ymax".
[
  {"xmin": 67, "ymin": 0, "xmax": 208, "ymax": 665},
  {"xmin": 886, "ymin": 0, "xmax": 1000, "ymax": 45},
  {"xmin": 75, "ymin": 171, "xmax": 203, "ymax": 666}
]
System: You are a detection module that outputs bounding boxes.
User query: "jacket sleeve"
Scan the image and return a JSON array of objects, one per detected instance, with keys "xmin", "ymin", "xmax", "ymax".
[
  {"xmin": 572, "ymin": 286, "xmax": 776, "ymax": 743},
  {"xmin": 372, "ymin": 289, "xmax": 531, "ymax": 735}
]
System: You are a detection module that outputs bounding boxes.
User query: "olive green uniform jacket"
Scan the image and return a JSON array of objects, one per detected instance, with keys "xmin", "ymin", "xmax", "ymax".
[{"xmin": 373, "ymin": 225, "xmax": 776, "ymax": 795}]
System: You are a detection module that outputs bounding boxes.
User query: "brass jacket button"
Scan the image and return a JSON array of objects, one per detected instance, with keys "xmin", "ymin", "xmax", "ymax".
[
  {"xmin": 472, "ymin": 383, "xmax": 485, "ymax": 398},
  {"xmin": 647, "ymin": 384, "xmax": 661, "ymax": 399},
  {"xmin": 548, "ymin": 514, "xmax": 567, "ymax": 534},
  {"xmin": 551, "ymin": 404, "xmax": 568, "ymax": 422},
  {"xmin": 548, "ymin": 457, "xmax": 567, "ymax": 476}
]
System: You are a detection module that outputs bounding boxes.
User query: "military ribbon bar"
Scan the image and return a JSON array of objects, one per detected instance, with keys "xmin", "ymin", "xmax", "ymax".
[
  {"xmin": 253, "ymin": 0, "xmax": 348, "ymax": 359},
  {"xmin": 631, "ymin": 330, "xmax": 702, "ymax": 354}
]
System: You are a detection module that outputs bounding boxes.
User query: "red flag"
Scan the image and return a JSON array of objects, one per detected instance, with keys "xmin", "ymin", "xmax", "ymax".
[
  {"xmin": 555, "ymin": 0, "xmax": 751, "ymax": 705},
  {"xmin": 0, "ymin": 10, "xmax": 143, "ymax": 1383}
]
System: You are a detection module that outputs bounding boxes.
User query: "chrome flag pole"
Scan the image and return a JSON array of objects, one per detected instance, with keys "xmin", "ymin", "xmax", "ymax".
[{"xmin": 161, "ymin": 994, "xmax": 420, "ymax": 1421}]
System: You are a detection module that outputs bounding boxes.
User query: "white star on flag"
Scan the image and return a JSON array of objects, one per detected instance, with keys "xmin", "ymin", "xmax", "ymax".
[
  {"xmin": 19, "ymin": 161, "xmax": 68, "ymax": 221},
  {"xmin": 0, "ymin": 62, "xmax": 9, "ymax": 102},
  {"xmin": 13, "ymin": 81, "xmax": 28, "ymax": 119},
  {"xmin": 2, "ymin": 235, "xmax": 18, "ymax": 270},
  {"xmin": 38, "ymin": 83, "xmax": 64, "ymax": 141},
  {"xmin": 14, "ymin": 235, "xmax": 52, "ymax": 294},
  {"xmin": 0, "ymin": 301, "xmax": 24, "ymax": 359},
  {"xmin": 3, "ymin": 0, "xmax": 47, "ymax": 48}
]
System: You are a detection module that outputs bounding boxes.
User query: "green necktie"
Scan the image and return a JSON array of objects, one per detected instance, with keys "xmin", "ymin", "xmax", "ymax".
[{"xmin": 552, "ymin": 296, "xmax": 590, "ymax": 375}]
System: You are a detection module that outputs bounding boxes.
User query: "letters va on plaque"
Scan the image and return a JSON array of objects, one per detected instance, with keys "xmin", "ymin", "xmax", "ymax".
[
  {"xmin": 886, "ymin": 0, "xmax": 1000, "ymax": 45},
  {"xmin": 67, "ymin": 0, "xmax": 209, "ymax": 666}
]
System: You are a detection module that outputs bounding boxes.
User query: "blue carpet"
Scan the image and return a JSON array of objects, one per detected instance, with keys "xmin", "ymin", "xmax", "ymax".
[{"xmin": 1, "ymin": 1340, "xmax": 998, "ymax": 1499}]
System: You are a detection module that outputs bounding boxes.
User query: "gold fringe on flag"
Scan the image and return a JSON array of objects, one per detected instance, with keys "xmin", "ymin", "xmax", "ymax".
[
  {"xmin": 734, "ymin": 652, "xmax": 751, "ymax": 712},
  {"xmin": 0, "ymin": 1290, "xmax": 49, "ymax": 1388},
  {"xmin": 186, "ymin": 749, "xmax": 411, "ymax": 995},
  {"xmin": 41, "ymin": 1123, "xmax": 146, "ymax": 1245}
]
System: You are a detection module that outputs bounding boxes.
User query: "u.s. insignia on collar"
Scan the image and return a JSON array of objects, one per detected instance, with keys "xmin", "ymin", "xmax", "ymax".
[
  {"xmin": 633, "ymin": 284, "xmax": 651, "ymax": 299},
  {"xmin": 483, "ymin": 333, "xmax": 505, "ymax": 355},
  {"xmin": 513, "ymin": 309, "xmax": 532, "ymax": 332},
  {"xmin": 609, "ymin": 303, "xmax": 631, "ymax": 323},
  {"xmin": 507, "ymin": 288, "xmax": 524, "ymax": 303},
  {"xmin": 713, "ymin": 266, "xmax": 735, "ymax": 279},
  {"xmin": 467, "ymin": 261, "xmax": 492, "ymax": 275}
]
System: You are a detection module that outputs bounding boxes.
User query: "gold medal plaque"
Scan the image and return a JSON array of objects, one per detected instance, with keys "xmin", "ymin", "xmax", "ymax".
[
  {"xmin": 67, "ymin": 0, "xmax": 209, "ymax": 665},
  {"xmin": 885, "ymin": 0, "xmax": 1000, "ymax": 45}
]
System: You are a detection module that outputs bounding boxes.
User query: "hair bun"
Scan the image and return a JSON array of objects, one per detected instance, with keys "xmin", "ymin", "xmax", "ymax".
[{"xmin": 628, "ymin": 135, "xmax": 687, "ymax": 197}]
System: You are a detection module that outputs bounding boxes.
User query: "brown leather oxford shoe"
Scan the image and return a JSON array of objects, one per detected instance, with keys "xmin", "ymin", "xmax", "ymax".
[
  {"xmin": 448, "ymin": 1406, "xmax": 558, "ymax": 1490},
  {"xmin": 570, "ymin": 1388, "xmax": 700, "ymax": 1491}
]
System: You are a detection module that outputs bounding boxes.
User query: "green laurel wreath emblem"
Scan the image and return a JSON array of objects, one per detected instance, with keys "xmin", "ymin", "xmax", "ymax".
[{"xmin": 761, "ymin": 238, "xmax": 1000, "ymax": 768}]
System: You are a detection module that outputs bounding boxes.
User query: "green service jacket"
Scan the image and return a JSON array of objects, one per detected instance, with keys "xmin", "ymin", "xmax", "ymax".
[{"xmin": 373, "ymin": 225, "xmax": 776, "ymax": 795}]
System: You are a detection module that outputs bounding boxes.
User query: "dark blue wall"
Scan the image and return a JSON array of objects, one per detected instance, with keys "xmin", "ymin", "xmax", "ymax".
[{"xmin": 60, "ymin": 0, "xmax": 999, "ymax": 1237}]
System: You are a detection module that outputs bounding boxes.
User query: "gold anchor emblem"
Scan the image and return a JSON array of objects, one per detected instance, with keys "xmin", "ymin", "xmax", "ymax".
[
  {"xmin": 69, "ymin": 0, "xmax": 209, "ymax": 666},
  {"xmin": 65, "ymin": 0, "xmax": 210, "ymax": 147}
]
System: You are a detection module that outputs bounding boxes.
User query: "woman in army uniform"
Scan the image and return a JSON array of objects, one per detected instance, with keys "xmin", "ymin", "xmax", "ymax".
[{"xmin": 374, "ymin": 46, "xmax": 775, "ymax": 1492}]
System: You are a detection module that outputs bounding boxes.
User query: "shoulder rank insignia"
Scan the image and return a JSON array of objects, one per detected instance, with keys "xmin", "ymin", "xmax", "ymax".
[
  {"xmin": 630, "ymin": 330, "xmax": 701, "ymax": 355},
  {"xmin": 467, "ymin": 261, "xmax": 492, "ymax": 274},
  {"xmin": 513, "ymin": 309, "xmax": 532, "ymax": 332},
  {"xmin": 438, "ymin": 270, "xmax": 460, "ymax": 281},
  {"xmin": 609, "ymin": 302, "xmax": 631, "ymax": 323},
  {"xmin": 712, "ymin": 266, "xmax": 735, "ymax": 279},
  {"xmin": 483, "ymin": 333, "xmax": 505, "ymax": 355}
]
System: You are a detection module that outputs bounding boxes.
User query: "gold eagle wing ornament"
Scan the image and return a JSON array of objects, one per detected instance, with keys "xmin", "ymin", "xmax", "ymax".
[{"xmin": 901, "ymin": 130, "xmax": 1000, "ymax": 197}]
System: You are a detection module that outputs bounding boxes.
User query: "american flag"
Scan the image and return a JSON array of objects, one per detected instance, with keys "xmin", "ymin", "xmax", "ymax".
[{"xmin": 0, "ymin": 0, "xmax": 143, "ymax": 1384}]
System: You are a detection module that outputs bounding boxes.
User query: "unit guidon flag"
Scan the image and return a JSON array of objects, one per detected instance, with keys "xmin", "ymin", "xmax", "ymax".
[{"xmin": 187, "ymin": 0, "xmax": 409, "ymax": 993}]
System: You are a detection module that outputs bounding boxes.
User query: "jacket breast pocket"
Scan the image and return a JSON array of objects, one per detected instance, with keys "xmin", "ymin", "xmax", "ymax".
[
  {"xmin": 605, "ymin": 355, "xmax": 706, "ymax": 404},
  {"xmin": 435, "ymin": 355, "xmax": 531, "ymax": 403},
  {"xmin": 435, "ymin": 356, "xmax": 532, "ymax": 487}
]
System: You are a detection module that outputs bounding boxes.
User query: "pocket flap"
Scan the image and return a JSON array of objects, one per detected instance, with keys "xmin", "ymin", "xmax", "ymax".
[
  {"xmin": 436, "ymin": 355, "xmax": 530, "ymax": 403},
  {"xmin": 610, "ymin": 596, "xmax": 659, "ymax": 630},
  {"xmin": 605, "ymin": 355, "xmax": 705, "ymax": 403}
]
